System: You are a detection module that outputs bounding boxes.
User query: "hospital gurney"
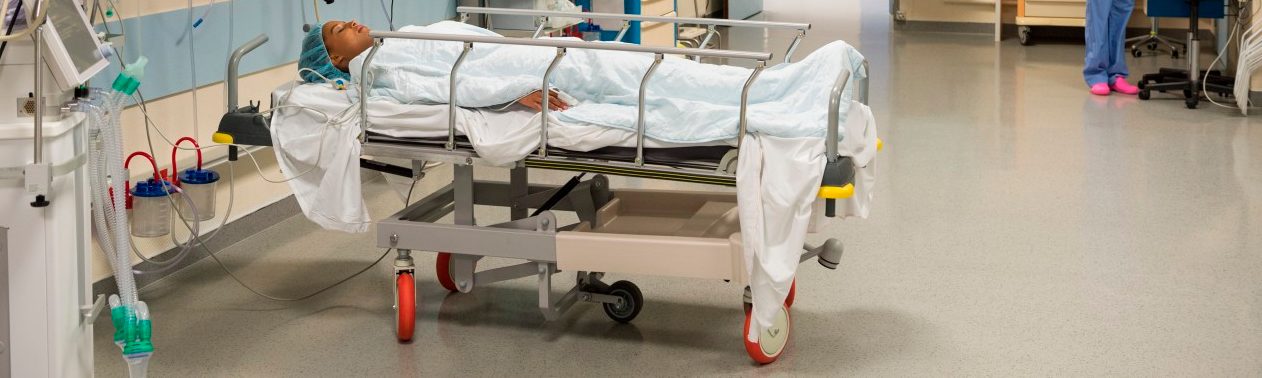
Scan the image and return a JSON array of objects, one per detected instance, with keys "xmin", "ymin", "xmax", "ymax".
[{"xmin": 216, "ymin": 7, "xmax": 873, "ymax": 364}]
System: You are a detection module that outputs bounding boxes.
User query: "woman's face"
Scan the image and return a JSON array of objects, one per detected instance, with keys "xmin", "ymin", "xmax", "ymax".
[{"xmin": 323, "ymin": 20, "xmax": 373, "ymax": 71}]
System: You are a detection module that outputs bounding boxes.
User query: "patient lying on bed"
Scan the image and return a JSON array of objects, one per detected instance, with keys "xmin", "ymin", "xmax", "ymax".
[
  {"xmin": 301, "ymin": 20, "xmax": 570, "ymax": 112},
  {"xmin": 298, "ymin": 19, "xmax": 867, "ymax": 145}
]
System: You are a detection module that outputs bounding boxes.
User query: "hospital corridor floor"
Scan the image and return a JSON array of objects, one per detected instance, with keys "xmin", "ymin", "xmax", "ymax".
[{"xmin": 95, "ymin": 4, "xmax": 1262, "ymax": 377}]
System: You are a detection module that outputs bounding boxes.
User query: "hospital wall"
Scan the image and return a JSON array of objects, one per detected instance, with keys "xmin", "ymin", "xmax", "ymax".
[{"xmin": 89, "ymin": 0, "xmax": 457, "ymax": 281}]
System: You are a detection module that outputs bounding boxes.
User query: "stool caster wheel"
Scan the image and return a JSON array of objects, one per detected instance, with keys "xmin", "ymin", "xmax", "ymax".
[
  {"xmin": 1131, "ymin": 48, "xmax": 1142, "ymax": 58},
  {"xmin": 1185, "ymin": 96, "xmax": 1199, "ymax": 109},
  {"xmin": 1018, "ymin": 26, "xmax": 1032, "ymax": 46},
  {"xmin": 1172, "ymin": 50, "xmax": 1180, "ymax": 59},
  {"xmin": 1138, "ymin": 90, "xmax": 1151, "ymax": 100}
]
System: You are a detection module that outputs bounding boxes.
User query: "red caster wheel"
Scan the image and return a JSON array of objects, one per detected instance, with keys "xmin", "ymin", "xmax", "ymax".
[
  {"xmin": 784, "ymin": 280, "xmax": 796, "ymax": 308},
  {"xmin": 436, "ymin": 253, "xmax": 475, "ymax": 292},
  {"xmin": 396, "ymin": 272, "xmax": 416, "ymax": 342},
  {"xmin": 743, "ymin": 303, "xmax": 791, "ymax": 364}
]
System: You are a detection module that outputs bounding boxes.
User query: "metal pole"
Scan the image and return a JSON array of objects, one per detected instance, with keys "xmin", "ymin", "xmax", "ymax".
[
  {"xmin": 531, "ymin": 17, "xmax": 548, "ymax": 38},
  {"xmin": 539, "ymin": 48, "xmax": 567, "ymax": 158},
  {"xmin": 33, "ymin": 25, "xmax": 43, "ymax": 166},
  {"xmin": 1, "ymin": 227, "xmax": 8, "ymax": 376},
  {"xmin": 449, "ymin": 42, "xmax": 473, "ymax": 150},
  {"xmin": 695, "ymin": 26, "xmax": 716, "ymax": 62},
  {"xmin": 371, "ymin": 30, "xmax": 773, "ymax": 61},
  {"xmin": 635, "ymin": 53, "xmax": 665, "ymax": 165},
  {"xmin": 359, "ymin": 41, "xmax": 382, "ymax": 140},
  {"xmin": 614, "ymin": 21, "xmax": 630, "ymax": 42},
  {"xmin": 456, "ymin": 6, "xmax": 811, "ymax": 31},
  {"xmin": 226, "ymin": 34, "xmax": 269, "ymax": 111},
  {"xmin": 735, "ymin": 61, "xmax": 765, "ymax": 151},
  {"xmin": 826, "ymin": 69, "xmax": 852, "ymax": 162},
  {"xmin": 784, "ymin": 32, "xmax": 804, "ymax": 63}
]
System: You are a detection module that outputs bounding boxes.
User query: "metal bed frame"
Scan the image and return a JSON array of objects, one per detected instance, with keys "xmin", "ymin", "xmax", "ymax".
[{"xmin": 217, "ymin": 7, "xmax": 871, "ymax": 364}]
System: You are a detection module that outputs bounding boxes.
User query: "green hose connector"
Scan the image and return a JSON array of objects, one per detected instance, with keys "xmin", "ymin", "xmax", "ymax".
[
  {"xmin": 110, "ymin": 306, "xmax": 128, "ymax": 345},
  {"xmin": 111, "ymin": 56, "xmax": 148, "ymax": 96},
  {"xmin": 110, "ymin": 304, "xmax": 154, "ymax": 357},
  {"xmin": 123, "ymin": 319, "xmax": 154, "ymax": 357}
]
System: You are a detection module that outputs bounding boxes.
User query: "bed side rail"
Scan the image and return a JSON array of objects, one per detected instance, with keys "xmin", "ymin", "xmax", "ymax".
[
  {"xmin": 456, "ymin": 6, "xmax": 811, "ymax": 63},
  {"xmin": 215, "ymin": 34, "xmax": 272, "ymax": 161},
  {"xmin": 359, "ymin": 31, "xmax": 772, "ymax": 167}
]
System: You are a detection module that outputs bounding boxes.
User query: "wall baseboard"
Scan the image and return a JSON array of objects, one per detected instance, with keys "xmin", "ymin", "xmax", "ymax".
[{"xmin": 895, "ymin": 20, "xmax": 995, "ymax": 34}]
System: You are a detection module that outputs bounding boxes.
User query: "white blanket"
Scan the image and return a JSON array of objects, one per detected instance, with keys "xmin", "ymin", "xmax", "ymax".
[{"xmin": 350, "ymin": 21, "xmax": 867, "ymax": 144}]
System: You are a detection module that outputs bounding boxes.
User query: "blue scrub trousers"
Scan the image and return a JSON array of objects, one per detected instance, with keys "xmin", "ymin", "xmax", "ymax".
[{"xmin": 1083, "ymin": 0, "xmax": 1135, "ymax": 86}]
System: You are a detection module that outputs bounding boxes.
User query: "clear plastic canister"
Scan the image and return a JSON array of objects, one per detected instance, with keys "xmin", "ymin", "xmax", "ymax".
[
  {"xmin": 130, "ymin": 179, "xmax": 173, "ymax": 238},
  {"xmin": 177, "ymin": 168, "xmax": 219, "ymax": 221}
]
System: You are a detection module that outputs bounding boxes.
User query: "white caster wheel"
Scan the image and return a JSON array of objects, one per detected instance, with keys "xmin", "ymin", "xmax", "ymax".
[{"xmin": 743, "ymin": 303, "xmax": 791, "ymax": 364}]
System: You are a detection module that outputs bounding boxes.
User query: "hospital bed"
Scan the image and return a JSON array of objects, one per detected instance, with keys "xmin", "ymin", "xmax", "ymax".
[{"xmin": 216, "ymin": 7, "xmax": 872, "ymax": 364}]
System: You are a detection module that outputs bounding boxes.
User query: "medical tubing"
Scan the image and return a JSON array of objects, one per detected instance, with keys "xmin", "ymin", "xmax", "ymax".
[
  {"xmin": 0, "ymin": 0, "xmax": 45, "ymax": 42},
  {"xmin": 86, "ymin": 91, "xmax": 141, "ymax": 311},
  {"xmin": 0, "ymin": 0, "xmax": 23, "ymax": 62},
  {"xmin": 0, "ymin": 0, "xmax": 11, "ymax": 36},
  {"xmin": 171, "ymin": 137, "xmax": 202, "ymax": 177}
]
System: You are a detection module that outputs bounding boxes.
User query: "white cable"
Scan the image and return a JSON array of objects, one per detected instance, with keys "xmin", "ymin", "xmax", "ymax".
[
  {"xmin": 1204, "ymin": 2, "xmax": 1251, "ymax": 109},
  {"xmin": 0, "ymin": 0, "xmax": 45, "ymax": 42}
]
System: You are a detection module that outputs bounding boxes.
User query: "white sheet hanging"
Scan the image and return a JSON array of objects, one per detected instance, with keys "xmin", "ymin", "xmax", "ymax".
[
  {"xmin": 837, "ymin": 100, "xmax": 878, "ymax": 218},
  {"xmin": 736, "ymin": 134, "xmax": 826, "ymax": 341},
  {"xmin": 737, "ymin": 101, "xmax": 877, "ymax": 341}
]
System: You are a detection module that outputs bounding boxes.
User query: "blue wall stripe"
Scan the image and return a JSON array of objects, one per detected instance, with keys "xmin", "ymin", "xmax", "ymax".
[{"xmin": 93, "ymin": 0, "xmax": 456, "ymax": 101}]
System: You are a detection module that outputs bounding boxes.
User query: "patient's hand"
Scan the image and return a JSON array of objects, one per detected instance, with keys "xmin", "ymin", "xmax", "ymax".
[{"xmin": 518, "ymin": 90, "xmax": 570, "ymax": 112}]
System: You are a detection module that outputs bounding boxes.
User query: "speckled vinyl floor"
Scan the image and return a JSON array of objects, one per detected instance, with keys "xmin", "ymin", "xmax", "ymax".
[{"xmin": 94, "ymin": 1, "xmax": 1262, "ymax": 376}]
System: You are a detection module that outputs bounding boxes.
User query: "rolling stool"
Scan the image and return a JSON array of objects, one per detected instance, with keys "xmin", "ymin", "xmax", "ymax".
[
  {"xmin": 1136, "ymin": 0, "xmax": 1231, "ymax": 109},
  {"xmin": 1127, "ymin": 17, "xmax": 1185, "ymax": 58}
]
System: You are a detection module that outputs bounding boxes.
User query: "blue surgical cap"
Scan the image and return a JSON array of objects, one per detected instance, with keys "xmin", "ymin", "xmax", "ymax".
[{"xmin": 299, "ymin": 22, "xmax": 352, "ymax": 83}]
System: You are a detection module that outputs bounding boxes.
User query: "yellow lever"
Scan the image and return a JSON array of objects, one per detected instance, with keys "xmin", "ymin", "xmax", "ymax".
[
  {"xmin": 818, "ymin": 183, "xmax": 854, "ymax": 199},
  {"xmin": 876, "ymin": 138, "xmax": 884, "ymax": 152},
  {"xmin": 212, "ymin": 132, "xmax": 234, "ymax": 144}
]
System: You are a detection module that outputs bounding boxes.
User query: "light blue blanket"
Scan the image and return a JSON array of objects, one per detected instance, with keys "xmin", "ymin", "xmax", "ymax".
[{"xmin": 350, "ymin": 21, "xmax": 866, "ymax": 144}]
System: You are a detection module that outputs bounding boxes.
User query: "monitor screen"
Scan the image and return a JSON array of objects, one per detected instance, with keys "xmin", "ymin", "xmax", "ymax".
[
  {"xmin": 38, "ymin": 0, "xmax": 107, "ymax": 88},
  {"xmin": 48, "ymin": 0, "xmax": 103, "ymax": 75}
]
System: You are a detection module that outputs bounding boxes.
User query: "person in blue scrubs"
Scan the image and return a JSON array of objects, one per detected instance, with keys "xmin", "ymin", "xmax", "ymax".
[{"xmin": 1083, "ymin": 0, "xmax": 1139, "ymax": 96}]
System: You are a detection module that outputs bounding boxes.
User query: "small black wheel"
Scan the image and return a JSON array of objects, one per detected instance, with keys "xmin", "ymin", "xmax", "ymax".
[
  {"xmin": 1185, "ymin": 96, "xmax": 1199, "ymax": 109},
  {"xmin": 1137, "ymin": 80, "xmax": 1147, "ymax": 90},
  {"xmin": 1147, "ymin": 42, "xmax": 1158, "ymax": 51},
  {"xmin": 602, "ymin": 280, "xmax": 644, "ymax": 323},
  {"xmin": 1139, "ymin": 90, "xmax": 1151, "ymax": 100},
  {"xmin": 1131, "ymin": 48, "xmax": 1142, "ymax": 58},
  {"xmin": 1172, "ymin": 50, "xmax": 1180, "ymax": 59}
]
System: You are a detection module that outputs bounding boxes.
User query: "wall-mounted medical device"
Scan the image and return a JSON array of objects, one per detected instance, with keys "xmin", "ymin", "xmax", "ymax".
[{"xmin": 40, "ymin": 0, "xmax": 109, "ymax": 89}]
